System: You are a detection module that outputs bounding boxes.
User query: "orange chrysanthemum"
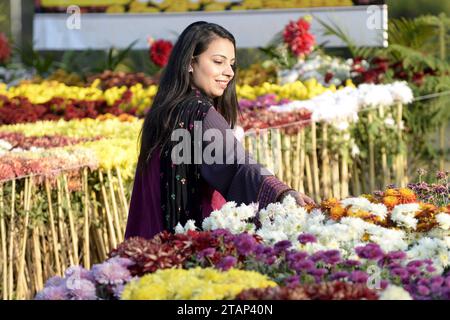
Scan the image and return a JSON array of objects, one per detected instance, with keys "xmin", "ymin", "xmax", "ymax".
[
  {"xmin": 383, "ymin": 195, "xmax": 399, "ymax": 208},
  {"xmin": 385, "ymin": 189, "xmax": 399, "ymax": 197},
  {"xmin": 329, "ymin": 205, "xmax": 346, "ymax": 221},
  {"xmin": 398, "ymin": 188, "xmax": 417, "ymax": 203}
]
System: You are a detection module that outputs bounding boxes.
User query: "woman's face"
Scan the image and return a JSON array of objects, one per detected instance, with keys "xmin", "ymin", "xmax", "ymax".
[{"xmin": 190, "ymin": 37, "xmax": 235, "ymax": 98}]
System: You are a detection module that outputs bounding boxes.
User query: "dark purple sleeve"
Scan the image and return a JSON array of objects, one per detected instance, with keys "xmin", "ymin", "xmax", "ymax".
[{"xmin": 200, "ymin": 107, "xmax": 293, "ymax": 210}]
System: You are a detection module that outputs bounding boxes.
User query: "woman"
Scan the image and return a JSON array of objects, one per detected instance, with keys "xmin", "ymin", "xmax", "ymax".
[{"xmin": 125, "ymin": 21, "xmax": 314, "ymax": 239}]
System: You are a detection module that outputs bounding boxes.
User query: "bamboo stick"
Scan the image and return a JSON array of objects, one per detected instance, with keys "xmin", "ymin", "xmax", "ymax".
[
  {"xmin": 352, "ymin": 160, "xmax": 362, "ymax": 196},
  {"xmin": 98, "ymin": 171, "xmax": 117, "ymax": 250},
  {"xmin": 261, "ymin": 130, "xmax": 273, "ymax": 174},
  {"xmin": 378, "ymin": 106, "xmax": 390, "ymax": 188},
  {"xmin": 32, "ymin": 225, "xmax": 44, "ymax": 292},
  {"xmin": 292, "ymin": 130, "xmax": 301, "ymax": 191},
  {"xmin": 321, "ymin": 124, "xmax": 331, "ymax": 199},
  {"xmin": 56, "ymin": 177, "xmax": 72, "ymax": 267},
  {"xmin": 271, "ymin": 129, "xmax": 283, "ymax": 181},
  {"xmin": 0, "ymin": 184, "xmax": 7, "ymax": 300},
  {"xmin": 16, "ymin": 177, "xmax": 32, "ymax": 299},
  {"xmin": 107, "ymin": 169, "xmax": 123, "ymax": 242},
  {"xmin": 311, "ymin": 122, "xmax": 320, "ymax": 202},
  {"xmin": 115, "ymin": 167, "xmax": 129, "ymax": 225},
  {"xmin": 44, "ymin": 178, "xmax": 62, "ymax": 276},
  {"xmin": 62, "ymin": 174, "xmax": 79, "ymax": 264},
  {"xmin": 82, "ymin": 168, "xmax": 90, "ymax": 269},
  {"xmin": 282, "ymin": 130, "xmax": 292, "ymax": 186},
  {"xmin": 299, "ymin": 129, "xmax": 306, "ymax": 194},
  {"xmin": 91, "ymin": 191, "xmax": 107, "ymax": 261},
  {"xmin": 340, "ymin": 147, "xmax": 349, "ymax": 199},
  {"xmin": 331, "ymin": 154, "xmax": 340, "ymax": 199},
  {"xmin": 41, "ymin": 229, "xmax": 51, "ymax": 282},
  {"xmin": 7, "ymin": 179, "xmax": 16, "ymax": 300},
  {"xmin": 305, "ymin": 154, "xmax": 314, "ymax": 197},
  {"xmin": 367, "ymin": 112, "xmax": 376, "ymax": 192},
  {"xmin": 396, "ymin": 103, "xmax": 404, "ymax": 187}
]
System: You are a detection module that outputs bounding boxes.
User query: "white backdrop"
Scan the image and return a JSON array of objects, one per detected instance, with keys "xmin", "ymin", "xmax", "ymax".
[{"xmin": 33, "ymin": 5, "xmax": 388, "ymax": 50}]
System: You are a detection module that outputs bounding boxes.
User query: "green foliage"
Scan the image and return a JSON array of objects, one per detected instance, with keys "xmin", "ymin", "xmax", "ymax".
[
  {"xmin": 14, "ymin": 41, "xmax": 56, "ymax": 77},
  {"xmin": 92, "ymin": 40, "xmax": 138, "ymax": 74}
]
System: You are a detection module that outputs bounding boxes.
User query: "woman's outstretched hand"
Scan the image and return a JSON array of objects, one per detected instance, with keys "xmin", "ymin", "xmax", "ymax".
[{"xmin": 279, "ymin": 190, "xmax": 316, "ymax": 207}]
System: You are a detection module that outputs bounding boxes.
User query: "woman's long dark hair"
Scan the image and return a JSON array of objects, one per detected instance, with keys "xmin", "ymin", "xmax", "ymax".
[{"xmin": 138, "ymin": 21, "xmax": 239, "ymax": 172}]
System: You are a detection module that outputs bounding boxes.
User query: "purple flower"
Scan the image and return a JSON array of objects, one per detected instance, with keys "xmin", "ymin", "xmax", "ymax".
[
  {"xmin": 406, "ymin": 266, "xmax": 421, "ymax": 276},
  {"xmin": 293, "ymin": 259, "xmax": 315, "ymax": 272},
  {"xmin": 380, "ymin": 280, "xmax": 389, "ymax": 290},
  {"xmin": 274, "ymin": 240, "xmax": 292, "ymax": 254},
  {"xmin": 112, "ymin": 284, "xmax": 125, "ymax": 299},
  {"xmin": 212, "ymin": 229, "xmax": 233, "ymax": 241},
  {"xmin": 216, "ymin": 256, "xmax": 237, "ymax": 271},
  {"xmin": 355, "ymin": 243, "xmax": 384, "ymax": 261},
  {"xmin": 91, "ymin": 260, "xmax": 132, "ymax": 285},
  {"xmin": 197, "ymin": 248, "xmax": 216, "ymax": 260},
  {"xmin": 233, "ymin": 233, "xmax": 257, "ymax": 256},
  {"xmin": 266, "ymin": 255, "xmax": 277, "ymax": 265},
  {"xmin": 286, "ymin": 251, "xmax": 308, "ymax": 263},
  {"xmin": 330, "ymin": 271, "xmax": 349, "ymax": 280},
  {"xmin": 108, "ymin": 256, "xmax": 135, "ymax": 268},
  {"xmin": 297, "ymin": 233, "xmax": 317, "ymax": 245},
  {"xmin": 426, "ymin": 265, "xmax": 436, "ymax": 273},
  {"xmin": 436, "ymin": 171, "xmax": 448, "ymax": 180},
  {"xmin": 309, "ymin": 268, "xmax": 328, "ymax": 277},
  {"xmin": 343, "ymin": 259, "xmax": 361, "ymax": 267},
  {"xmin": 407, "ymin": 260, "xmax": 423, "ymax": 268},
  {"xmin": 284, "ymin": 275, "xmax": 300, "ymax": 288},
  {"xmin": 321, "ymin": 250, "xmax": 341, "ymax": 265},
  {"xmin": 64, "ymin": 265, "xmax": 94, "ymax": 282},
  {"xmin": 417, "ymin": 278, "xmax": 430, "ymax": 287},
  {"xmin": 385, "ymin": 251, "xmax": 407, "ymax": 261},
  {"xmin": 350, "ymin": 271, "xmax": 369, "ymax": 284},
  {"xmin": 431, "ymin": 276, "xmax": 444, "ymax": 287},
  {"xmin": 67, "ymin": 278, "xmax": 97, "ymax": 300},
  {"xmin": 310, "ymin": 251, "xmax": 324, "ymax": 263},
  {"xmin": 391, "ymin": 267, "xmax": 408, "ymax": 278},
  {"xmin": 387, "ymin": 262, "xmax": 402, "ymax": 269},
  {"xmin": 35, "ymin": 285, "xmax": 68, "ymax": 300},
  {"xmin": 417, "ymin": 285, "xmax": 430, "ymax": 296},
  {"xmin": 44, "ymin": 276, "xmax": 65, "ymax": 288},
  {"xmin": 445, "ymin": 277, "xmax": 450, "ymax": 288}
]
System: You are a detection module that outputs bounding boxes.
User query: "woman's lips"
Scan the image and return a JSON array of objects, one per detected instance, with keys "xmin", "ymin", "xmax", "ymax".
[{"xmin": 216, "ymin": 80, "xmax": 228, "ymax": 89}]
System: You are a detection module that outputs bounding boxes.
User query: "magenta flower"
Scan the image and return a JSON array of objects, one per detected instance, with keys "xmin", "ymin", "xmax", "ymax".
[
  {"xmin": 216, "ymin": 256, "xmax": 237, "ymax": 271},
  {"xmin": 91, "ymin": 259, "xmax": 132, "ymax": 285},
  {"xmin": 297, "ymin": 233, "xmax": 317, "ymax": 245}
]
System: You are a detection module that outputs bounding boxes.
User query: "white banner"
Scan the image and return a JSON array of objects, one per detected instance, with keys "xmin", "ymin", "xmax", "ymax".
[{"xmin": 33, "ymin": 5, "xmax": 388, "ymax": 50}]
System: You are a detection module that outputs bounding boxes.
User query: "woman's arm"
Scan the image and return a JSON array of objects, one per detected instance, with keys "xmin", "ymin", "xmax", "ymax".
[{"xmin": 200, "ymin": 107, "xmax": 313, "ymax": 210}]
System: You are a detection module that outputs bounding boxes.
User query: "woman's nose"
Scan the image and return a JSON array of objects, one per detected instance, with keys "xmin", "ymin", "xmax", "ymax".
[{"xmin": 223, "ymin": 65, "xmax": 234, "ymax": 77}]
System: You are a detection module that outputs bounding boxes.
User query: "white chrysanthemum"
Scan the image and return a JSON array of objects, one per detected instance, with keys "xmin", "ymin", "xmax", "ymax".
[
  {"xmin": 407, "ymin": 237, "xmax": 450, "ymax": 271},
  {"xmin": 174, "ymin": 219, "xmax": 197, "ymax": 234},
  {"xmin": 366, "ymin": 225, "xmax": 408, "ymax": 252},
  {"xmin": 184, "ymin": 219, "xmax": 197, "ymax": 231},
  {"xmin": 174, "ymin": 223, "xmax": 185, "ymax": 234},
  {"xmin": 380, "ymin": 285, "xmax": 413, "ymax": 300},
  {"xmin": 0, "ymin": 139, "xmax": 13, "ymax": 150},
  {"xmin": 387, "ymin": 81, "xmax": 414, "ymax": 104},
  {"xmin": 436, "ymin": 213, "xmax": 450, "ymax": 230},
  {"xmin": 391, "ymin": 203, "xmax": 420, "ymax": 230}
]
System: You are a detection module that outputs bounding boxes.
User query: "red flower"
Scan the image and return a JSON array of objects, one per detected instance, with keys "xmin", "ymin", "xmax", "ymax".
[
  {"xmin": 149, "ymin": 39, "xmax": 173, "ymax": 67},
  {"xmin": 283, "ymin": 17, "xmax": 315, "ymax": 57},
  {"xmin": 324, "ymin": 72, "xmax": 334, "ymax": 84},
  {"xmin": 0, "ymin": 33, "xmax": 11, "ymax": 64}
]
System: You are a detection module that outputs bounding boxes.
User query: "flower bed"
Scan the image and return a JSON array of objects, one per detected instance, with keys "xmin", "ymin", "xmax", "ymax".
[{"xmin": 35, "ymin": 187, "xmax": 450, "ymax": 300}]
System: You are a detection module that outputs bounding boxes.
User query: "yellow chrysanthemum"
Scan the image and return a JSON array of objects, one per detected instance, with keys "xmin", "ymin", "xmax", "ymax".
[{"xmin": 121, "ymin": 267, "xmax": 276, "ymax": 300}]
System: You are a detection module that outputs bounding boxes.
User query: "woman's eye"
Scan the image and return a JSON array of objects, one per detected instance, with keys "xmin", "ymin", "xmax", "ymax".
[{"xmin": 214, "ymin": 60, "xmax": 223, "ymax": 64}]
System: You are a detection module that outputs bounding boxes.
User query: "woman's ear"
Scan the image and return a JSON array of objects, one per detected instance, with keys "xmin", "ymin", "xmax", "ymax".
[{"xmin": 189, "ymin": 65, "xmax": 193, "ymax": 73}]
